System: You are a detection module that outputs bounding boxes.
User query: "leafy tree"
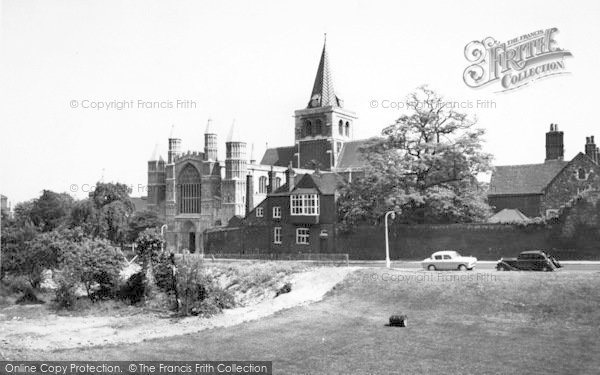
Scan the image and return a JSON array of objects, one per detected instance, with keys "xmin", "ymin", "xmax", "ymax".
[
  {"xmin": 91, "ymin": 182, "xmax": 134, "ymax": 212},
  {"xmin": 28, "ymin": 190, "xmax": 74, "ymax": 232},
  {"xmin": 134, "ymin": 228, "xmax": 165, "ymax": 298},
  {"xmin": 128, "ymin": 210, "xmax": 163, "ymax": 243},
  {"xmin": 0, "ymin": 219, "xmax": 38, "ymax": 281},
  {"xmin": 338, "ymin": 86, "xmax": 492, "ymax": 229},
  {"xmin": 59, "ymin": 237, "xmax": 125, "ymax": 301},
  {"xmin": 10, "ymin": 228, "xmax": 83, "ymax": 288}
]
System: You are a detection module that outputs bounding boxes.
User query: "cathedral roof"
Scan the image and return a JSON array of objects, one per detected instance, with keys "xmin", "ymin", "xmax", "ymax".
[
  {"xmin": 335, "ymin": 140, "xmax": 371, "ymax": 169},
  {"xmin": 260, "ymin": 146, "xmax": 296, "ymax": 166},
  {"xmin": 308, "ymin": 37, "xmax": 343, "ymax": 108}
]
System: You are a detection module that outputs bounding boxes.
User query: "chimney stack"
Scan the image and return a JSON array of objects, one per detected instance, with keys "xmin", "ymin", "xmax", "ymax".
[
  {"xmin": 245, "ymin": 173, "xmax": 254, "ymax": 215},
  {"xmin": 267, "ymin": 167, "xmax": 274, "ymax": 194},
  {"xmin": 285, "ymin": 162, "xmax": 296, "ymax": 192},
  {"xmin": 545, "ymin": 123, "xmax": 564, "ymax": 162}
]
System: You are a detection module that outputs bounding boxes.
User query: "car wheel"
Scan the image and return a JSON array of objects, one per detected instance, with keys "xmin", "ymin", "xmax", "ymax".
[
  {"xmin": 427, "ymin": 265, "xmax": 436, "ymax": 271},
  {"xmin": 542, "ymin": 266, "xmax": 550, "ymax": 272},
  {"xmin": 496, "ymin": 266, "xmax": 505, "ymax": 271},
  {"xmin": 458, "ymin": 264, "xmax": 467, "ymax": 271}
]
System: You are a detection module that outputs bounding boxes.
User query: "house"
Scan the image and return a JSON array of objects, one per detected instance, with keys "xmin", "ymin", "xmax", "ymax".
[
  {"xmin": 488, "ymin": 124, "xmax": 600, "ymax": 217},
  {"xmin": 242, "ymin": 167, "xmax": 343, "ymax": 253}
]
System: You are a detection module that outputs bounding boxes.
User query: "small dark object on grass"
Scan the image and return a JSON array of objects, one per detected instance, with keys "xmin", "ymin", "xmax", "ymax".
[
  {"xmin": 387, "ymin": 314, "xmax": 407, "ymax": 327},
  {"xmin": 16, "ymin": 288, "xmax": 44, "ymax": 305},
  {"xmin": 275, "ymin": 282, "xmax": 292, "ymax": 298}
]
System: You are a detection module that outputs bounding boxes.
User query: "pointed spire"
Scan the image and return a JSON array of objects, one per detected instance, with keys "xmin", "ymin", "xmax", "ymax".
[
  {"xmin": 149, "ymin": 143, "xmax": 160, "ymax": 161},
  {"xmin": 308, "ymin": 34, "xmax": 342, "ymax": 108},
  {"xmin": 249, "ymin": 143, "xmax": 256, "ymax": 163},
  {"xmin": 205, "ymin": 118, "xmax": 215, "ymax": 134},
  {"xmin": 169, "ymin": 124, "xmax": 180, "ymax": 139},
  {"xmin": 226, "ymin": 119, "xmax": 242, "ymax": 142}
]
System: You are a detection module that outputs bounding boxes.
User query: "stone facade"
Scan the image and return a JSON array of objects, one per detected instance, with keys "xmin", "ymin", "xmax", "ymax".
[
  {"xmin": 489, "ymin": 124, "xmax": 600, "ymax": 218},
  {"xmin": 541, "ymin": 153, "xmax": 600, "ymax": 215}
]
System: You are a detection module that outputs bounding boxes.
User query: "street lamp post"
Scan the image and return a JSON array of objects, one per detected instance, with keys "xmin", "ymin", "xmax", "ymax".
[
  {"xmin": 385, "ymin": 210, "xmax": 396, "ymax": 269},
  {"xmin": 160, "ymin": 224, "xmax": 168, "ymax": 252}
]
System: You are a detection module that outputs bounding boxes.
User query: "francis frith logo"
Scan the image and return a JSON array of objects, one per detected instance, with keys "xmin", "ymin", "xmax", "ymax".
[{"xmin": 463, "ymin": 27, "xmax": 572, "ymax": 92}]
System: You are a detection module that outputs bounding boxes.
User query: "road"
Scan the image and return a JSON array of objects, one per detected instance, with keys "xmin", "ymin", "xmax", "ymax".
[{"xmin": 349, "ymin": 260, "xmax": 600, "ymax": 271}]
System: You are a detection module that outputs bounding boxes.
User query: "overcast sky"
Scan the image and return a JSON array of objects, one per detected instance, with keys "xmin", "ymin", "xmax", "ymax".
[{"xmin": 1, "ymin": 0, "xmax": 599, "ymax": 204}]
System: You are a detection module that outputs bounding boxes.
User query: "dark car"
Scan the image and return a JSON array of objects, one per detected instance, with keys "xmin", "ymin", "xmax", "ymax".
[{"xmin": 496, "ymin": 250, "xmax": 562, "ymax": 272}]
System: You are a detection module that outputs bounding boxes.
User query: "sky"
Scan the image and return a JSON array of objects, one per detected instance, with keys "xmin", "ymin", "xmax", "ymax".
[{"xmin": 1, "ymin": 0, "xmax": 599, "ymax": 205}]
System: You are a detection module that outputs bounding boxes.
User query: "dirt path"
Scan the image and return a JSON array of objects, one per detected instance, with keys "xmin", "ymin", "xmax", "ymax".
[{"xmin": 0, "ymin": 267, "xmax": 356, "ymax": 352}]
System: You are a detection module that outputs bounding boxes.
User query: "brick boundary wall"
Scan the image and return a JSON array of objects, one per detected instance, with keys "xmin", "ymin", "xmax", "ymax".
[{"xmin": 205, "ymin": 223, "xmax": 600, "ymax": 260}]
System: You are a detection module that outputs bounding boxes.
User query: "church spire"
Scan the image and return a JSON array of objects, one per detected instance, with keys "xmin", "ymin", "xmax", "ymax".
[{"xmin": 308, "ymin": 34, "xmax": 342, "ymax": 108}]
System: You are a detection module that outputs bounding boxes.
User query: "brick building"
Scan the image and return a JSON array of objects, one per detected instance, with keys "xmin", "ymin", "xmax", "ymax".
[
  {"xmin": 488, "ymin": 124, "xmax": 600, "ymax": 218},
  {"xmin": 147, "ymin": 39, "xmax": 369, "ymax": 253},
  {"xmin": 241, "ymin": 168, "xmax": 344, "ymax": 253}
]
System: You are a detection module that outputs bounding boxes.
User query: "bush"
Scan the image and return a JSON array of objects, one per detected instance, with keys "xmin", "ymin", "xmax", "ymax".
[
  {"xmin": 175, "ymin": 257, "xmax": 235, "ymax": 317},
  {"xmin": 53, "ymin": 271, "xmax": 78, "ymax": 310},
  {"xmin": 60, "ymin": 238, "xmax": 125, "ymax": 301},
  {"xmin": 153, "ymin": 251, "xmax": 176, "ymax": 293},
  {"xmin": 119, "ymin": 271, "xmax": 146, "ymax": 304},
  {"xmin": 16, "ymin": 287, "xmax": 44, "ymax": 305}
]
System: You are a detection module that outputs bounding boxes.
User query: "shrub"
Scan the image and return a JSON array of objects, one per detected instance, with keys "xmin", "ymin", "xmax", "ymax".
[
  {"xmin": 60, "ymin": 238, "xmax": 125, "ymax": 301},
  {"xmin": 175, "ymin": 257, "xmax": 235, "ymax": 317},
  {"xmin": 153, "ymin": 251, "xmax": 176, "ymax": 293},
  {"xmin": 119, "ymin": 271, "xmax": 146, "ymax": 304},
  {"xmin": 16, "ymin": 287, "xmax": 44, "ymax": 305},
  {"xmin": 53, "ymin": 270, "xmax": 78, "ymax": 310}
]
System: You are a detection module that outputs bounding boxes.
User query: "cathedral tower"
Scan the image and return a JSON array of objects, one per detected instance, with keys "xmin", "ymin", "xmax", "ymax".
[
  {"xmin": 204, "ymin": 118, "xmax": 218, "ymax": 161},
  {"xmin": 166, "ymin": 125, "xmax": 181, "ymax": 222},
  {"xmin": 222, "ymin": 120, "xmax": 247, "ymax": 217},
  {"xmin": 293, "ymin": 36, "xmax": 357, "ymax": 170},
  {"xmin": 147, "ymin": 144, "xmax": 166, "ymax": 215}
]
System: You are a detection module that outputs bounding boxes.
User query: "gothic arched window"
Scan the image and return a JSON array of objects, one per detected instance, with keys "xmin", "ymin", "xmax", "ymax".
[
  {"xmin": 316, "ymin": 119, "xmax": 322, "ymax": 135},
  {"xmin": 338, "ymin": 120, "xmax": 343, "ymax": 135},
  {"xmin": 274, "ymin": 177, "xmax": 282, "ymax": 190},
  {"xmin": 578, "ymin": 168, "xmax": 587, "ymax": 180},
  {"xmin": 259, "ymin": 176, "xmax": 268, "ymax": 194},
  {"xmin": 306, "ymin": 120, "xmax": 312, "ymax": 137},
  {"xmin": 177, "ymin": 164, "xmax": 201, "ymax": 214},
  {"xmin": 345, "ymin": 121, "xmax": 350, "ymax": 136}
]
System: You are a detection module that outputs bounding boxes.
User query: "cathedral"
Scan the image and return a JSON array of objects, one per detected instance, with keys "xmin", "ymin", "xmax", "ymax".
[{"xmin": 146, "ymin": 39, "xmax": 368, "ymax": 253}]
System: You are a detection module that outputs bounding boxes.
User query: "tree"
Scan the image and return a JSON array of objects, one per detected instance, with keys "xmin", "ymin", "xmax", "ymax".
[
  {"xmin": 29, "ymin": 190, "xmax": 74, "ymax": 232},
  {"xmin": 127, "ymin": 210, "xmax": 163, "ymax": 243},
  {"xmin": 91, "ymin": 182, "xmax": 134, "ymax": 212},
  {"xmin": 59, "ymin": 237, "xmax": 125, "ymax": 301},
  {"xmin": 134, "ymin": 228, "xmax": 165, "ymax": 299},
  {"xmin": 69, "ymin": 183, "xmax": 135, "ymax": 246},
  {"xmin": 338, "ymin": 86, "xmax": 492, "ymax": 228},
  {"xmin": 10, "ymin": 228, "xmax": 84, "ymax": 288}
]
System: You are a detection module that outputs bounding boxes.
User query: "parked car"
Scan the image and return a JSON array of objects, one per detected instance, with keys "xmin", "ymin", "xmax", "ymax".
[
  {"xmin": 496, "ymin": 250, "xmax": 562, "ymax": 271},
  {"xmin": 422, "ymin": 250, "xmax": 477, "ymax": 271}
]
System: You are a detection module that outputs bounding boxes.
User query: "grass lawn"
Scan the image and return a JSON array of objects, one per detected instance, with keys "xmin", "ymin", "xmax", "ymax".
[{"xmin": 22, "ymin": 268, "xmax": 600, "ymax": 375}]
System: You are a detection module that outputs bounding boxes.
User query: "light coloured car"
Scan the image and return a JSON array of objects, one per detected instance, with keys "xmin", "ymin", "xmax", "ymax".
[{"xmin": 422, "ymin": 250, "xmax": 477, "ymax": 271}]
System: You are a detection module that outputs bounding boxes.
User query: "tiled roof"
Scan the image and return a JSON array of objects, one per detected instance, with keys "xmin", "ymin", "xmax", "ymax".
[
  {"xmin": 488, "ymin": 160, "xmax": 568, "ymax": 195},
  {"xmin": 260, "ymin": 146, "xmax": 296, "ymax": 167},
  {"xmin": 295, "ymin": 173, "xmax": 344, "ymax": 195},
  {"xmin": 271, "ymin": 173, "xmax": 344, "ymax": 196},
  {"xmin": 335, "ymin": 140, "xmax": 371, "ymax": 169}
]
